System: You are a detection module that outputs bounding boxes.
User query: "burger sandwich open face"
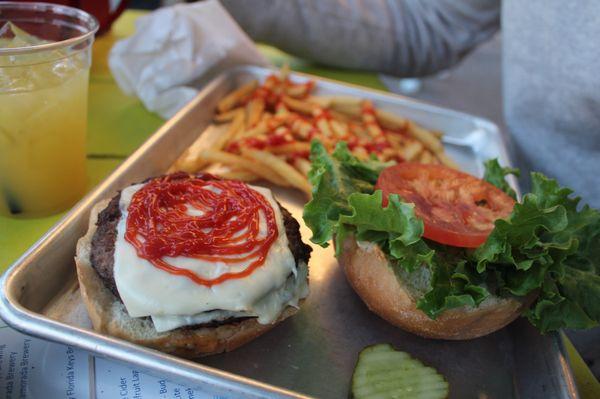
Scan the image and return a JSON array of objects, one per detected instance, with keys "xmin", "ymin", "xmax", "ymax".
[
  {"xmin": 303, "ymin": 141, "xmax": 600, "ymax": 340},
  {"xmin": 75, "ymin": 172, "xmax": 311, "ymax": 357}
]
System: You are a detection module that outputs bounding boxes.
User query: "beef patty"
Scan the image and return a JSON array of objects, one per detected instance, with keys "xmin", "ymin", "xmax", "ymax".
[{"xmin": 90, "ymin": 174, "xmax": 312, "ymax": 305}]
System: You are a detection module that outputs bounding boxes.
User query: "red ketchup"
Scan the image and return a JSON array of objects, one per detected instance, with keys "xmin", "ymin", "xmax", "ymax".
[{"xmin": 124, "ymin": 175, "xmax": 278, "ymax": 287}]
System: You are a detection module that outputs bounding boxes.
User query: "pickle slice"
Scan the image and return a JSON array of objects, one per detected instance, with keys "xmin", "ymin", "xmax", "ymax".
[{"xmin": 351, "ymin": 344, "xmax": 449, "ymax": 399}]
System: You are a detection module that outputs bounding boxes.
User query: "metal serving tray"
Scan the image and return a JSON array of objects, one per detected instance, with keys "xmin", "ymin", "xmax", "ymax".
[{"xmin": 0, "ymin": 66, "xmax": 579, "ymax": 398}]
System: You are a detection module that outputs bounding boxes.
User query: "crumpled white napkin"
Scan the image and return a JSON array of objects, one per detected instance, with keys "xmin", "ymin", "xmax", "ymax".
[{"xmin": 109, "ymin": 0, "xmax": 270, "ymax": 119}]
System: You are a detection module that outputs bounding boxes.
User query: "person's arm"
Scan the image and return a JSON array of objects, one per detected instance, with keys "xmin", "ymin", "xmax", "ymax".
[{"xmin": 221, "ymin": 0, "xmax": 500, "ymax": 77}]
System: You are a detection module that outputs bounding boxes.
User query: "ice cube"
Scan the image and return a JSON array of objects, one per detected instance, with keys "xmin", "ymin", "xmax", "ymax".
[
  {"xmin": 0, "ymin": 22, "xmax": 84, "ymax": 92},
  {"xmin": 0, "ymin": 22, "xmax": 48, "ymax": 48},
  {"xmin": 0, "ymin": 21, "xmax": 16, "ymax": 39}
]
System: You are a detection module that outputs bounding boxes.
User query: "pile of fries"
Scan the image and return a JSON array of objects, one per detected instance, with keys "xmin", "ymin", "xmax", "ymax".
[{"xmin": 171, "ymin": 66, "xmax": 457, "ymax": 197}]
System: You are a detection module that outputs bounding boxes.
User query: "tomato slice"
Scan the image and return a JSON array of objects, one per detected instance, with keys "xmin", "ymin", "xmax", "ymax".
[{"xmin": 375, "ymin": 163, "xmax": 515, "ymax": 248}]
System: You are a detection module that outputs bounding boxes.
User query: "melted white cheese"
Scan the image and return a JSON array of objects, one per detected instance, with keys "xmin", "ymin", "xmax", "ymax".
[
  {"xmin": 113, "ymin": 182, "xmax": 306, "ymax": 332},
  {"xmin": 151, "ymin": 262, "xmax": 309, "ymax": 332}
]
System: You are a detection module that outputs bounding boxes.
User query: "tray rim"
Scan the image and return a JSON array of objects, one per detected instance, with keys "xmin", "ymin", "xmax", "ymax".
[{"xmin": 0, "ymin": 65, "xmax": 578, "ymax": 398}]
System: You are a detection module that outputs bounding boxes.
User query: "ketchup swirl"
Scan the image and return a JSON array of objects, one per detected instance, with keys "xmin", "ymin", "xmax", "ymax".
[{"xmin": 124, "ymin": 174, "xmax": 279, "ymax": 287}]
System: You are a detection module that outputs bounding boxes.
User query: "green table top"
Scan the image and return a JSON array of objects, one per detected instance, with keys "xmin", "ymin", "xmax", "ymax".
[{"xmin": 0, "ymin": 10, "xmax": 598, "ymax": 398}]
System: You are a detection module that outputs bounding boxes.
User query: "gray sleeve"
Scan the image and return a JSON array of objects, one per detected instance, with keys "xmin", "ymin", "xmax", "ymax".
[{"xmin": 221, "ymin": 0, "xmax": 501, "ymax": 77}]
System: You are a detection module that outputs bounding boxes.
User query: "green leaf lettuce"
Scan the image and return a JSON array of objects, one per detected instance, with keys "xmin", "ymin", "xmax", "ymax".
[{"xmin": 303, "ymin": 142, "xmax": 600, "ymax": 333}]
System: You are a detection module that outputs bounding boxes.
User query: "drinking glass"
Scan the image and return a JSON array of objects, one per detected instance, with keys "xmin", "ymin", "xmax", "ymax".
[{"xmin": 0, "ymin": 2, "xmax": 98, "ymax": 217}]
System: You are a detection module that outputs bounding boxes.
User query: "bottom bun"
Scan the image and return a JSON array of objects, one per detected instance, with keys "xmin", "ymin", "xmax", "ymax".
[
  {"xmin": 75, "ymin": 201, "xmax": 300, "ymax": 358},
  {"xmin": 339, "ymin": 236, "xmax": 530, "ymax": 340}
]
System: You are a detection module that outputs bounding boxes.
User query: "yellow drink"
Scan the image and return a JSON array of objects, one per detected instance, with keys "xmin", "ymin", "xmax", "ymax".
[
  {"xmin": 0, "ymin": 67, "xmax": 89, "ymax": 216},
  {"xmin": 0, "ymin": 12, "xmax": 97, "ymax": 217}
]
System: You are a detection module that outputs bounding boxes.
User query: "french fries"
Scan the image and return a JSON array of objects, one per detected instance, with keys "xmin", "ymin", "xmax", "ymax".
[
  {"xmin": 212, "ymin": 109, "xmax": 245, "ymax": 152},
  {"xmin": 282, "ymin": 95, "xmax": 317, "ymax": 115},
  {"xmin": 195, "ymin": 150, "xmax": 290, "ymax": 187},
  {"xmin": 294, "ymin": 158, "xmax": 312, "ymax": 177},
  {"xmin": 171, "ymin": 66, "xmax": 458, "ymax": 197},
  {"xmin": 435, "ymin": 151, "xmax": 460, "ymax": 169},
  {"xmin": 218, "ymin": 169, "xmax": 259, "ymax": 182},
  {"xmin": 268, "ymin": 142, "xmax": 311, "ymax": 155},
  {"xmin": 406, "ymin": 121, "xmax": 444, "ymax": 154},
  {"xmin": 213, "ymin": 108, "xmax": 241, "ymax": 124},
  {"xmin": 217, "ymin": 80, "xmax": 257, "ymax": 113},
  {"xmin": 402, "ymin": 140, "xmax": 424, "ymax": 162},
  {"xmin": 246, "ymin": 97, "xmax": 265, "ymax": 127},
  {"xmin": 242, "ymin": 149, "xmax": 312, "ymax": 195}
]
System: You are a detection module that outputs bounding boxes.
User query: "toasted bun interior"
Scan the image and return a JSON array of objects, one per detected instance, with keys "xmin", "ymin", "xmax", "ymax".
[
  {"xmin": 339, "ymin": 236, "xmax": 529, "ymax": 340},
  {"xmin": 75, "ymin": 201, "xmax": 300, "ymax": 358}
]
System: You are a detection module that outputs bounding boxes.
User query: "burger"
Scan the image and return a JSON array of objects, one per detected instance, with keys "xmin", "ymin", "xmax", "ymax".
[
  {"xmin": 76, "ymin": 172, "xmax": 311, "ymax": 357},
  {"xmin": 303, "ymin": 141, "xmax": 600, "ymax": 340}
]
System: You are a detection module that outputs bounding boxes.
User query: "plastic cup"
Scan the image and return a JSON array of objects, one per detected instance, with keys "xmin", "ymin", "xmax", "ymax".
[{"xmin": 0, "ymin": 2, "xmax": 98, "ymax": 217}]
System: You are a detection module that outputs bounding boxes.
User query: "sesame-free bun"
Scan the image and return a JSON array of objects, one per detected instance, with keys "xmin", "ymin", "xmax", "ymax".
[
  {"xmin": 75, "ymin": 201, "xmax": 302, "ymax": 358},
  {"xmin": 339, "ymin": 236, "xmax": 531, "ymax": 340}
]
